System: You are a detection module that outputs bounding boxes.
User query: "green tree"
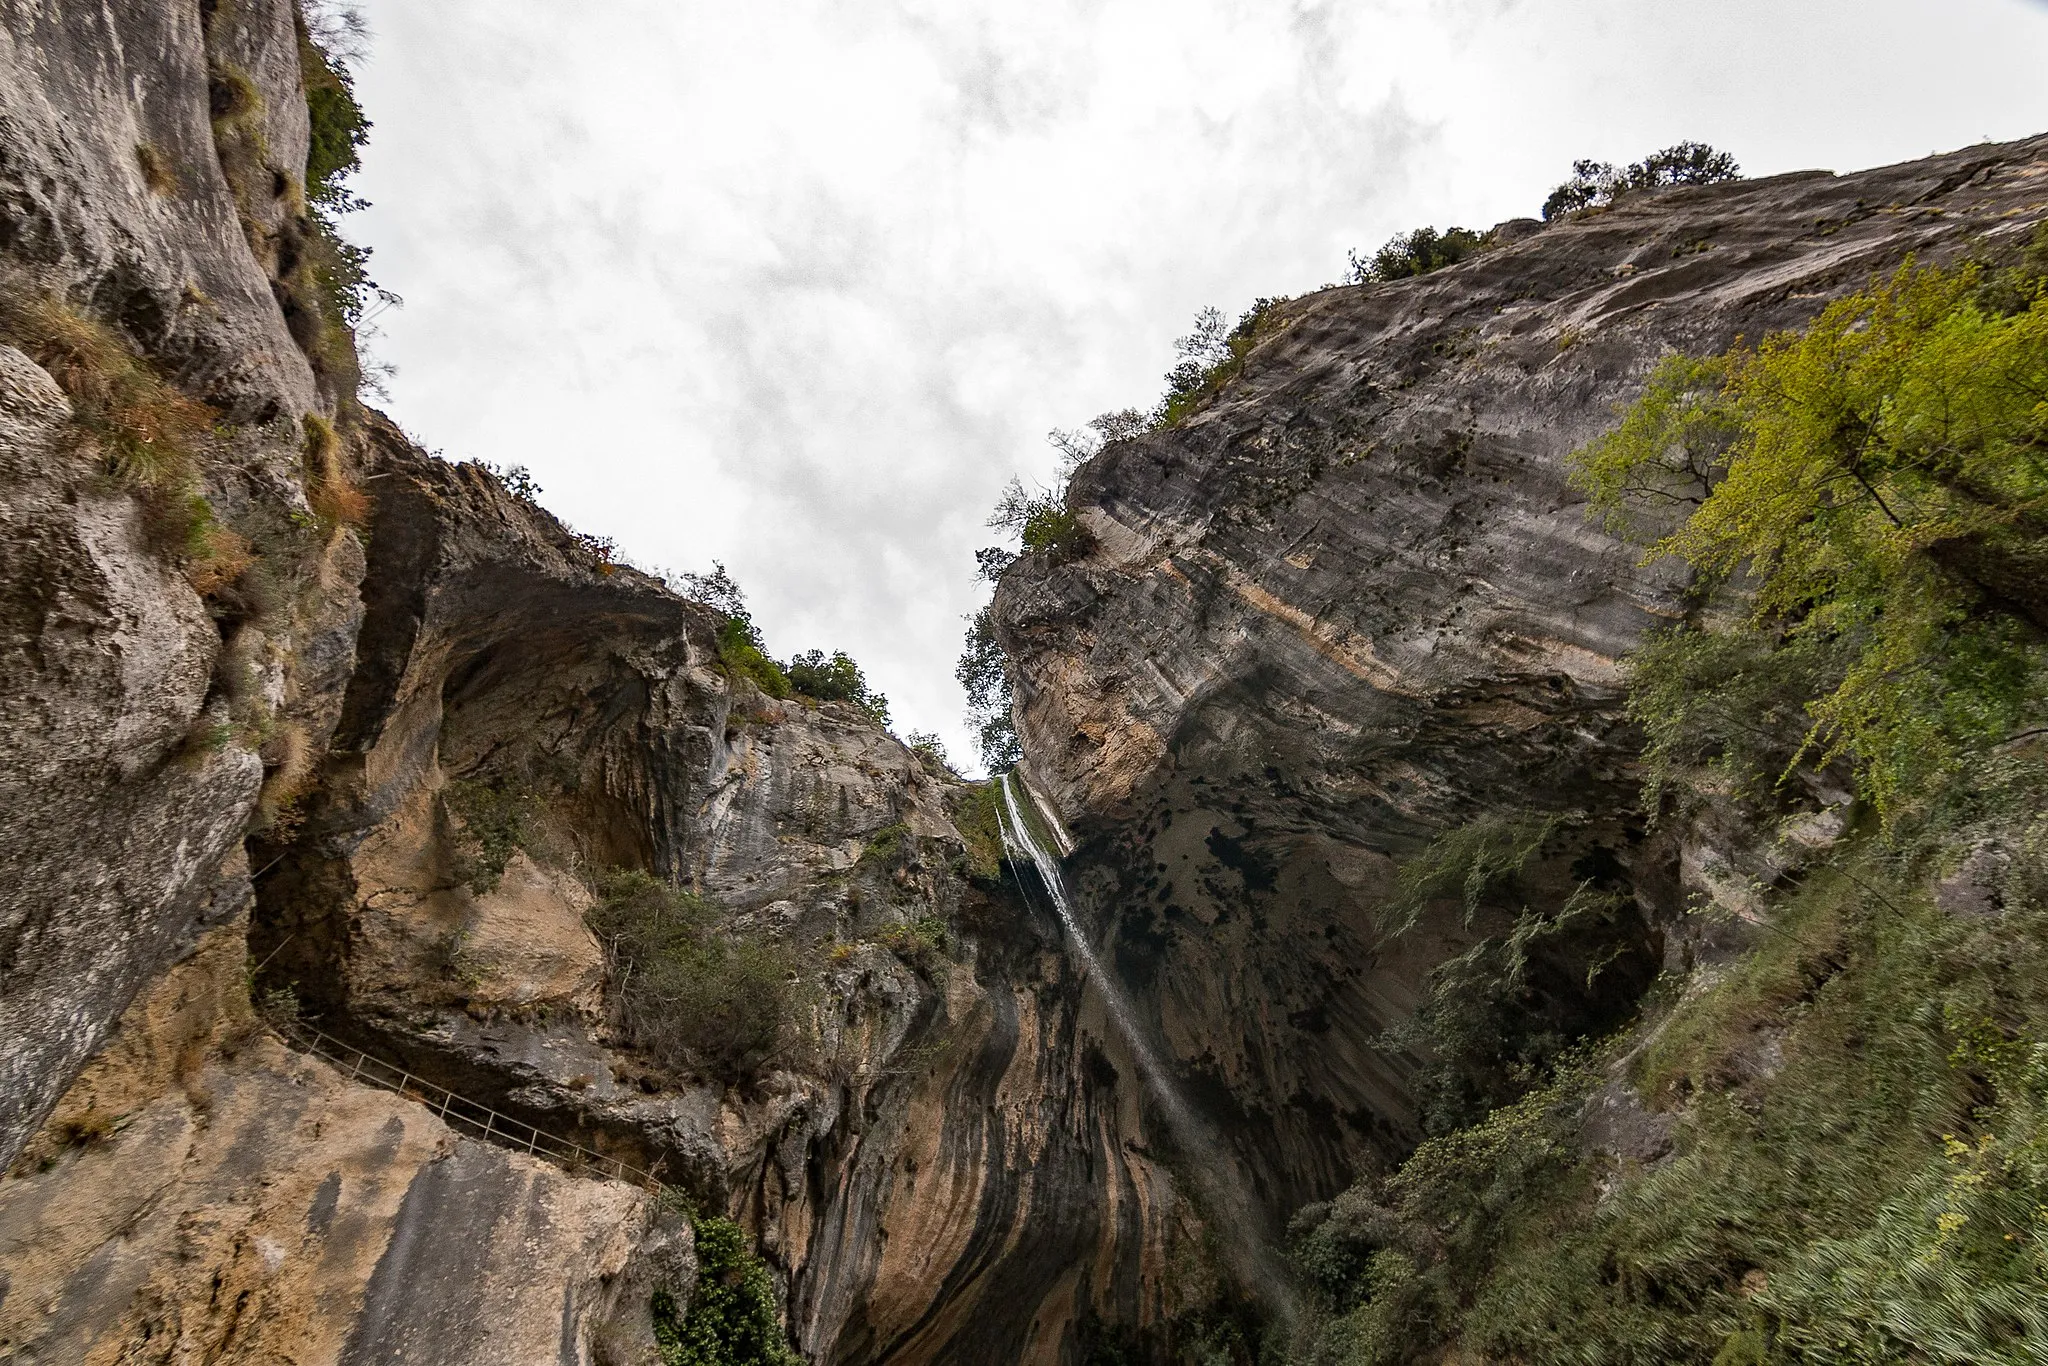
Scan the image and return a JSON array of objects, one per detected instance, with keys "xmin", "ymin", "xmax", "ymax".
[
  {"xmin": 652, "ymin": 1215, "xmax": 799, "ymax": 1366},
  {"xmin": 1542, "ymin": 142, "xmax": 1741, "ymax": 220},
  {"xmin": 1348, "ymin": 226, "xmax": 1487, "ymax": 284},
  {"xmin": 785, "ymin": 649, "xmax": 889, "ymax": 725},
  {"xmin": 1573, "ymin": 258, "xmax": 2048, "ymax": 822}
]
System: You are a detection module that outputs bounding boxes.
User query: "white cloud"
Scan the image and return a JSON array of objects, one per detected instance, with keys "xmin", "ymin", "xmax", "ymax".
[{"xmin": 345, "ymin": 0, "xmax": 2048, "ymax": 771}]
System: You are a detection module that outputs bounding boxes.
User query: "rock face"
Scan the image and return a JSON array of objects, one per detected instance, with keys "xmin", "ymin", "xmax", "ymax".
[
  {"xmin": 0, "ymin": 2, "xmax": 1200, "ymax": 1361},
  {"xmin": 0, "ymin": 0, "xmax": 362, "ymax": 1168},
  {"xmin": 0, "ymin": 921, "xmax": 663, "ymax": 1366},
  {"xmin": 992, "ymin": 135, "xmax": 2048, "ymax": 1239},
  {"xmin": 247, "ymin": 424, "xmax": 1201, "ymax": 1363}
]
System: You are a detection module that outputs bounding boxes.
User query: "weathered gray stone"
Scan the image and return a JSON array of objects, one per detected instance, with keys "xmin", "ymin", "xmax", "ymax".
[{"xmin": 993, "ymin": 132, "xmax": 2048, "ymax": 1257}]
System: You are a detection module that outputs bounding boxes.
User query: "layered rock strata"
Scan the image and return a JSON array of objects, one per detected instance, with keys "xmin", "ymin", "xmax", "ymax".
[
  {"xmin": 992, "ymin": 133, "xmax": 2048, "ymax": 1238},
  {"xmin": 0, "ymin": 1, "xmax": 1205, "ymax": 1360}
]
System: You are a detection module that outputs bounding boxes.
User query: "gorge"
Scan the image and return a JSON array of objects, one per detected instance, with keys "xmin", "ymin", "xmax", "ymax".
[{"xmin": 6, "ymin": 2, "xmax": 2048, "ymax": 1364}]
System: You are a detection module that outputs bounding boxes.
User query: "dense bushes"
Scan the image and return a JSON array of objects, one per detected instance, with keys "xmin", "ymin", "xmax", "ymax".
[
  {"xmin": 676, "ymin": 562, "xmax": 893, "ymax": 718},
  {"xmin": 651, "ymin": 1212, "xmax": 799, "ymax": 1366},
  {"xmin": 1347, "ymin": 226, "xmax": 1487, "ymax": 284},
  {"xmin": 1294, "ymin": 848, "xmax": 2048, "ymax": 1365},
  {"xmin": 1286, "ymin": 243, "xmax": 2048, "ymax": 1366},
  {"xmin": 587, "ymin": 871, "xmax": 804, "ymax": 1084},
  {"xmin": 784, "ymin": 649, "xmax": 889, "ymax": 725}
]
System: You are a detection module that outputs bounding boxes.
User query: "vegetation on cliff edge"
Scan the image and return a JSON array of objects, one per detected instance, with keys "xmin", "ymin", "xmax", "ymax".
[{"xmin": 1285, "ymin": 244, "xmax": 2048, "ymax": 1365}]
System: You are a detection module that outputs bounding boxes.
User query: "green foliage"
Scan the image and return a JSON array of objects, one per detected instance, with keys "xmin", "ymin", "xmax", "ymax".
[
  {"xmin": 1542, "ymin": 141, "xmax": 1742, "ymax": 220},
  {"xmin": 904, "ymin": 729, "xmax": 953, "ymax": 773},
  {"xmin": 1295, "ymin": 840, "xmax": 2048, "ymax": 1366},
  {"xmin": 297, "ymin": 17, "xmax": 369, "ymax": 205},
  {"xmin": 1573, "ymin": 353, "xmax": 1740, "ymax": 539},
  {"xmin": 957, "ymin": 602, "xmax": 1020, "ymax": 770},
  {"xmin": 305, "ymin": 205, "xmax": 396, "ymax": 331},
  {"xmin": 989, "ymin": 477, "xmax": 1093, "ymax": 562},
  {"xmin": 1346, "ymin": 226, "xmax": 1487, "ymax": 284},
  {"xmin": 1377, "ymin": 811, "xmax": 1556, "ymax": 938},
  {"xmin": 652, "ymin": 1214, "xmax": 799, "ymax": 1366},
  {"xmin": 1622, "ymin": 625, "xmax": 1851, "ymax": 815},
  {"xmin": 1156, "ymin": 297, "xmax": 1290, "ymax": 429},
  {"xmin": 785, "ymin": 649, "xmax": 889, "ymax": 724},
  {"xmin": 1388, "ymin": 885, "xmax": 1635, "ymax": 1136},
  {"xmin": 284, "ymin": 5, "xmax": 395, "ymax": 396},
  {"xmin": 718, "ymin": 616, "xmax": 793, "ymax": 699},
  {"xmin": 587, "ymin": 870, "xmax": 803, "ymax": 1084},
  {"xmin": 949, "ymin": 780, "xmax": 1006, "ymax": 882},
  {"xmin": 1572, "ymin": 261, "xmax": 2048, "ymax": 825},
  {"xmin": 1376, "ymin": 812, "xmax": 1643, "ymax": 1133},
  {"xmin": 676, "ymin": 564, "xmax": 886, "ymax": 721},
  {"xmin": 444, "ymin": 778, "xmax": 534, "ymax": 893},
  {"xmin": 879, "ymin": 914, "xmax": 951, "ymax": 971},
  {"xmin": 1287, "ymin": 1061, "xmax": 1598, "ymax": 1364}
]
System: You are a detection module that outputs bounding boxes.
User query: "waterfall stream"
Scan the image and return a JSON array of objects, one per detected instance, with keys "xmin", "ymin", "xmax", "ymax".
[{"xmin": 995, "ymin": 771, "xmax": 1301, "ymax": 1326}]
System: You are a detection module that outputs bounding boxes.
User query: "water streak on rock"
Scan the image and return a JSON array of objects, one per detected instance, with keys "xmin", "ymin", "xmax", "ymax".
[{"xmin": 997, "ymin": 772, "xmax": 1300, "ymax": 1325}]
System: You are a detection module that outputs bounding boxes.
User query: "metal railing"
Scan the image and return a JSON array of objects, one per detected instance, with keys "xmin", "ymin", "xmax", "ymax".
[{"xmin": 281, "ymin": 1022, "xmax": 665, "ymax": 1191}]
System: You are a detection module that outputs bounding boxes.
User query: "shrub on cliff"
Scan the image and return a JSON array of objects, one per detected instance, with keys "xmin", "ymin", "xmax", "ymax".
[
  {"xmin": 784, "ymin": 649, "xmax": 889, "ymax": 725},
  {"xmin": 588, "ymin": 871, "xmax": 802, "ymax": 1084},
  {"xmin": 651, "ymin": 1213, "xmax": 799, "ymax": 1366},
  {"xmin": 1347, "ymin": 226, "xmax": 1487, "ymax": 284},
  {"xmin": 1155, "ymin": 297, "xmax": 1290, "ymax": 429},
  {"xmin": 1573, "ymin": 257, "xmax": 2048, "ymax": 828},
  {"xmin": 988, "ymin": 476, "xmax": 1092, "ymax": 562},
  {"xmin": 1542, "ymin": 141, "xmax": 1741, "ymax": 220}
]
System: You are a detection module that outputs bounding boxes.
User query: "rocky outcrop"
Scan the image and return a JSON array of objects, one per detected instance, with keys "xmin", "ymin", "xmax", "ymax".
[
  {"xmin": 6, "ymin": 1, "xmax": 2047, "ymax": 1357},
  {"xmin": 0, "ymin": 918, "xmax": 668, "ymax": 1366},
  {"xmin": 992, "ymin": 134, "xmax": 2048, "ymax": 1243},
  {"xmin": 0, "ymin": 0, "xmax": 365, "ymax": 1168},
  {"xmin": 0, "ymin": 2, "xmax": 1204, "ymax": 1360},
  {"xmin": 245, "ymin": 423, "xmax": 1205, "ymax": 1363}
]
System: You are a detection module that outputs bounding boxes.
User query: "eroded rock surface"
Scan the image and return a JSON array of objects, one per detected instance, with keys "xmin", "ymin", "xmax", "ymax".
[
  {"xmin": 246, "ymin": 426, "xmax": 1204, "ymax": 1363},
  {"xmin": 992, "ymin": 133, "xmax": 2048, "ymax": 1240},
  {"xmin": 0, "ymin": 921, "xmax": 662, "ymax": 1366},
  {"xmin": 0, "ymin": 0, "xmax": 367, "ymax": 1166}
]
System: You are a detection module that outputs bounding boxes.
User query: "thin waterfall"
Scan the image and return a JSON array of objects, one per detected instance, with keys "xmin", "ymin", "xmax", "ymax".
[{"xmin": 996, "ymin": 771, "xmax": 1301, "ymax": 1326}]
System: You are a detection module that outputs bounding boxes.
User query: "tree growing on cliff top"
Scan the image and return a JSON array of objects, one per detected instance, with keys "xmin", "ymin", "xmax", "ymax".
[
  {"xmin": 1347, "ymin": 225, "xmax": 1488, "ymax": 284},
  {"xmin": 1542, "ymin": 141, "xmax": 1741, "ymax": 220}
]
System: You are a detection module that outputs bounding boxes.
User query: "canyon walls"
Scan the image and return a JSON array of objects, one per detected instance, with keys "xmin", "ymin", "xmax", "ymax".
[
  {"xmin": 990, "ymin": 132, "xmax": 2048, "ymax": 1242},
  {"xmin": 4, "ymin": 0, "xmax": 2048, "ymax": 1360}
]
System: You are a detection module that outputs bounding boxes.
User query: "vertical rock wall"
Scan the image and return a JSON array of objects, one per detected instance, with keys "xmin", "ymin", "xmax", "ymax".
[{"xmin": 990, "ymin": 133, "xmax": 2048, "ymax": 1245}]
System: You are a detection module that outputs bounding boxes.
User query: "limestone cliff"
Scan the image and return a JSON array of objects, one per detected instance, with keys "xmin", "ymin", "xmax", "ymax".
[
  {"xmin": 0, "ymin": 3, "xmax": 1201, "ymax": 1361},
  {"xmin": 990, "ymin": 132, "xmax": 2048, "ymax": 1256}
]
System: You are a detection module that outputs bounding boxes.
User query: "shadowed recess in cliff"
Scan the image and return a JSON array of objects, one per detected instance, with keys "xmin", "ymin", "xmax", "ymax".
[{"xmin": 998, "ymin": 771, "xmax": 1303, "ymax": 1329}]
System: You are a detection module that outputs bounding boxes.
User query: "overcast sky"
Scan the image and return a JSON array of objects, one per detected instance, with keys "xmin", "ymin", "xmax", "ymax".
[{"xmin": 343, "ymin": 0, "xmax": 2048, "ymax": 771}]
